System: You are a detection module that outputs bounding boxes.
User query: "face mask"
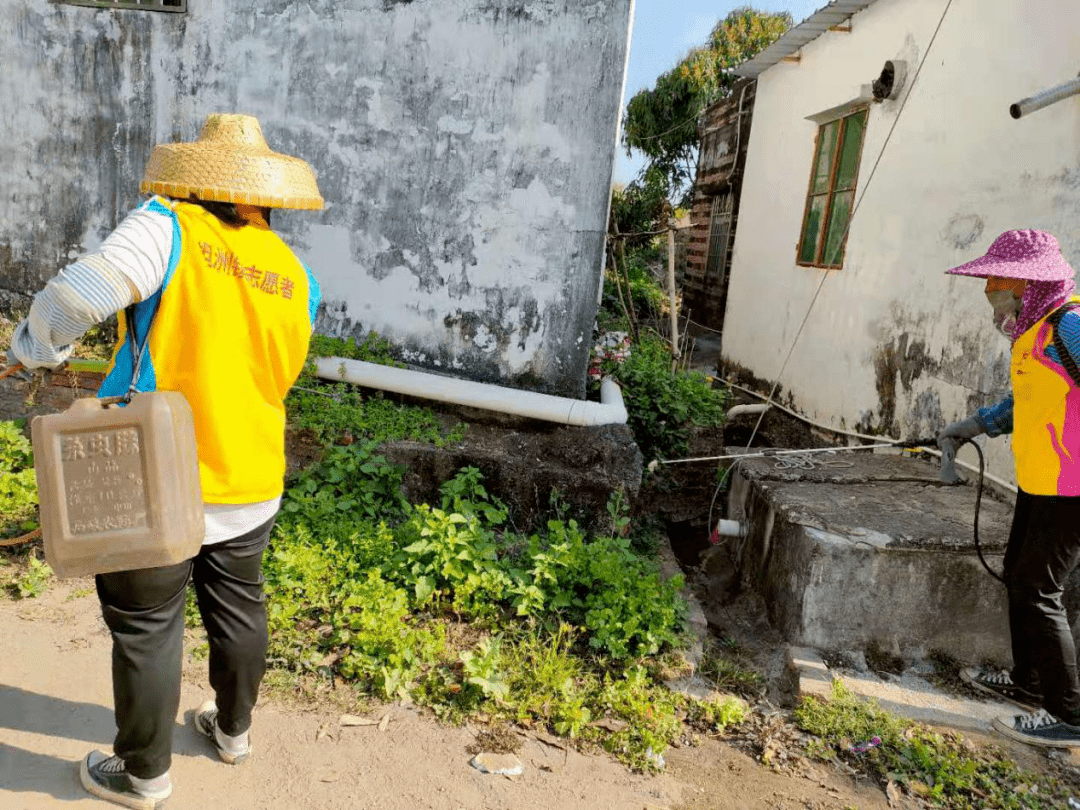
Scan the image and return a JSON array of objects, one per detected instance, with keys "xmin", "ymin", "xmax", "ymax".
[{"xmin": 986, "ymin": 289, "xmax": 1021, "ymax": 338}]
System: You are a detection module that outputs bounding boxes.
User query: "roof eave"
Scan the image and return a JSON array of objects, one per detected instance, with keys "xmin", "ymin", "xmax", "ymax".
[{"xmin": 733, "ymin": 0, "xmax": 881, "ymax": 78}]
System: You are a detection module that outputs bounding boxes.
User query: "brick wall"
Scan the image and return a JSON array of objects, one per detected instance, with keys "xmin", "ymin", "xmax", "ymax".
[{"xmin": 682, "ymin": 78, "xmax": 756, "ymax": 333}]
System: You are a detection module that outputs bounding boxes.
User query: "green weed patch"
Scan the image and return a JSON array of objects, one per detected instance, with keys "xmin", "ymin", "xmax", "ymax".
[
  {"xmin": 795, "ymin": 680, "xmax": 1072, "ymax": 809},
  {"xmin": 0, "ymin": 421, "xmax": 37, "ymax": 540},
  {"xmin": 260, "ymin": 443, "xmax": 741, "ymax": 769},
  {"xmin": 592, "ymin": 335, "xmax": 727, "ymax": 462},
  {"xmin": 286, "ymin": 333, "xmax": 466, "ymax": 446}
]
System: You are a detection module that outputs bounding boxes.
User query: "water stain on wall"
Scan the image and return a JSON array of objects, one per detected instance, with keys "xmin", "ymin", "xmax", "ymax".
[
  {"xmin": 942, "ymin": 213, "xmax": 984, "ymax": 251},
  {"xmin": 873, "ymin": 332, "xmax": 935, "ymax": 436}
]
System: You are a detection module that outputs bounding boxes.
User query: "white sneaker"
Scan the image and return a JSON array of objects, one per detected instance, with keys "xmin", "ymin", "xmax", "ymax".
[{"xmin": 193, "ymin": 700, "xmax": 251, "ymax": 765}]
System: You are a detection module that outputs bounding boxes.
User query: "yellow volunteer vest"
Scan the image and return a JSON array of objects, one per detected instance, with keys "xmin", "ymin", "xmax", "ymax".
[
  {"xmin": 1011, "ymin": 296, "xmax": 1080, "ymax": 495},
  {"xmin": 101, "ymin": 198, "xmax": 316, "ymax": 503}
]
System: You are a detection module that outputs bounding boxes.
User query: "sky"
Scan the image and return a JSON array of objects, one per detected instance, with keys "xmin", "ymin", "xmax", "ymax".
[{"xmin": 613, "ymin": 0, "xmax": 824, "ymax": 185}]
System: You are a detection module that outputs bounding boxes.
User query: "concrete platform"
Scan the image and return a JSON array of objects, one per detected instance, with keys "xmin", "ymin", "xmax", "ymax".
[{"xmin": 725, "ymin": 450, "xmax": 1057, "ymax": 665}]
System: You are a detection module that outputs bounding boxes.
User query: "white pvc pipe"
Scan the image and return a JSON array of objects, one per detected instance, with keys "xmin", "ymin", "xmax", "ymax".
[
  {"xmin": 716, "ymin": 519, "xmax": 748, "ymax": 538},
  {"xmin": 726, "ymin": 403, "xmax": 771, "ymax": 418},
  {"xmin": 314, "ymin": 357, "xmax": 628, "ymax": 427}
]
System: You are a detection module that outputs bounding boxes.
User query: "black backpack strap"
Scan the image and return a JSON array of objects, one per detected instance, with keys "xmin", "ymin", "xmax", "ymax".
[{"xmin": 1047, "ymin": 304, "xmax": 1080, "ymax": 389}]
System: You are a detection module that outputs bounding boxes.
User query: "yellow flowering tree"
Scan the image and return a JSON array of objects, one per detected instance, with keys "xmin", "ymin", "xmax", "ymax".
[{"xmin": 622, "ymin": 6, "xmax": 791, "ymax": 203}]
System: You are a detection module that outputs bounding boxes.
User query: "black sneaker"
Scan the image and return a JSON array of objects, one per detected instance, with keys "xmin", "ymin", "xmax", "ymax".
[
  {"xmin": 193, "ymin": 700, "xmax": 250, "ymax": 765},
  {"xmin": 960, "ymin": 666, "xmax": 1043, "ymax": 709},
  {"xmin": 79, "ymin": 751, "xmax": 172, "ymax": 809},
  {"xmin": 993, "ymin": 709, "xmax": 1080, "ymax": 748}
]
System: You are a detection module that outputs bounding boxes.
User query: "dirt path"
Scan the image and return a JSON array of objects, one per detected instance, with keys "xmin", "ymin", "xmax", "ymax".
[{"xmin": 0, "ymin": 576, "xmax": 899, "ymax": 810}]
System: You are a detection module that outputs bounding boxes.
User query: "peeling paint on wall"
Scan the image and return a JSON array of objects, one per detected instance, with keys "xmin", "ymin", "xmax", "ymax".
[{"xmin": 0, "ymin": 0, "xmax": 632, "ymax": 397}]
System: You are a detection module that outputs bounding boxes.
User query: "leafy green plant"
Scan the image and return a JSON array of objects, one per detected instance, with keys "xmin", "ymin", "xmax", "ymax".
[
  {"xmin": 592, "ymin": 335, "xmax": 727, "ymax": 462},
  {"xmin": 286, "ymin": 385, "xmax": 465, "ymax": 448},
  {"xmin": 10, "ymin": 554, "xmax": 51, "ymax": 599},
  {"xmin": 261, "ymin": 448, "xmax": 694, "ymax": 768},
  {"xmin": 0, "ymin": 421, "xmax": 37, "ymax": 538},
  {"xmin": 504, "ymin": 624, "xmax": 593, "ymax": 737},
  {"xmin": 610, "ymin": 167, "xmax": 671, "ymax": 248},
  {"xmin": 308, "ymin": 332, "xmax": 404, "ymax": 367},
  {"xmin": 460, "ymin": 636, "xmax": 509, "ymax": 702},
  {"xmin": 387, "ymin": 502, "xmax": 510, "ymax": 615},
  {"xmin": 281, "ymin": 441, "xmax": 410, "ymax": 528},
  {"xmin": 286, "ymin": 332, "xmax": 466, "ymax": 446}
]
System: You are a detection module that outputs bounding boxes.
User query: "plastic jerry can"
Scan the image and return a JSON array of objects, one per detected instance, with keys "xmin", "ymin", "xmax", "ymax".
[{"xmin": 31, "ymin": 393, "xmax": 204, "ymax": 578}]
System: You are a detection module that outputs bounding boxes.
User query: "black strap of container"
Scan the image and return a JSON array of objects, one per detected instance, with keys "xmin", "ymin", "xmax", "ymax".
[{"xmin": 1047, "ymin": 304, "xmax": 1080, "ymax": 390}]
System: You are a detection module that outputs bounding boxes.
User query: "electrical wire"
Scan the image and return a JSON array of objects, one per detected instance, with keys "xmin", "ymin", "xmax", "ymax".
[{"xmin": 740, "ymin": 0, "xmax": 957, "ymax": 456}]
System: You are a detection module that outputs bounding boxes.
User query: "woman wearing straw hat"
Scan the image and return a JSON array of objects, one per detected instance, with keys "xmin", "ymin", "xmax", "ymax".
[
  {"xmin": 937, "ymin": 229, "xmax": 1080, "ymax": 748},
  {"xmin": 7, "ymin": 113, "xmax": 323, "ymax": 808}
]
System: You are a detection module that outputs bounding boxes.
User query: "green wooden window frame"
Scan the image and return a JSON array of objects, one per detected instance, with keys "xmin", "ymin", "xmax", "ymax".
[
  {"xmin": 59, "ymin": 0, "xmax": 186, "ymax": 11},
  {"xmin": 797, "ymin": 108, "xmax": 868, "ymax": 269}
]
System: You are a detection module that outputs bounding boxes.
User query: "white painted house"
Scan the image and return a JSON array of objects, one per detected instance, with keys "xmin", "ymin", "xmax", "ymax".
[{"xmin": 722, "ymin": 0, "xmax": 1080, "ymax": 485}]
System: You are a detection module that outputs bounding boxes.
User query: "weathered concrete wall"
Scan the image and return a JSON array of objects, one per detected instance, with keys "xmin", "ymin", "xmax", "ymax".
[
  {"xmin": 725, "ymin": 453, "xmax": 1022, "ymax": 664},
  {"xmin": 0, "ymin": 0, "xmax": 633, "ymax": 397},
  {"xmin": 721, "ymin": 0, "xmax": 1080, "ymax": 484}
]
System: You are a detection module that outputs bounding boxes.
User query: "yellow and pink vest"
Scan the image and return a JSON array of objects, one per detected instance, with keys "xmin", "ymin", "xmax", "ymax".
[
  {"xmin": 1012, "ymin": 296, "xmax": 1080, "ymax": 495},
  {"xmin": 100, "ymin": 198, "xmax": 318, "ymax": 503}
]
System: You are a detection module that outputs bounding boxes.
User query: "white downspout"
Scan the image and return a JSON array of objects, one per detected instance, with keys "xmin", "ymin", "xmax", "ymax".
[{"xmin": 314, "ymin": 357, "xmax": 628, "ymax": 427}]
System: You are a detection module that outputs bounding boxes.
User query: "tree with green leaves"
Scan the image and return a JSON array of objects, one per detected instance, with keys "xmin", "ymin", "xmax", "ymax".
[
  {"xmin": 622, "ymin": 6, "xmax": 792, "ymax": 202},
  {"xmin": 609, "ymin": 165, "xmax": 671, "ymax": 246}
]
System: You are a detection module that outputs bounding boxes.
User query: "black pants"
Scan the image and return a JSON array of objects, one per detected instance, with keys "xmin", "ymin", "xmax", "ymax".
[
  {"xmin": 95, "ymin": 516, "xmax": 274, "ymax": 779},
  {"xmin": 1005, "ymin": 490, "xmax": 1080, "ymax": 723}
]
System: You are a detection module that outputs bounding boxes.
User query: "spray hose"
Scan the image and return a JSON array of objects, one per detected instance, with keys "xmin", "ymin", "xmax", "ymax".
[{"xmin": 960, "ymin": 437, "xmax": 1002, "ymax": 584}]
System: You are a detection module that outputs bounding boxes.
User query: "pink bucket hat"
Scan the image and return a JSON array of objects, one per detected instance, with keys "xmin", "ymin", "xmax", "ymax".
[{"xmin": 946, "ymin": 229, "xmax": 1074, "ymax": 281}]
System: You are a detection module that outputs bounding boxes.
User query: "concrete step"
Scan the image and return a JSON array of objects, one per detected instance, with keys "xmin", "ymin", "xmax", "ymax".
[{"xmin": 787, "ymin": 646, "xmax": 1014, "ymax": 734}]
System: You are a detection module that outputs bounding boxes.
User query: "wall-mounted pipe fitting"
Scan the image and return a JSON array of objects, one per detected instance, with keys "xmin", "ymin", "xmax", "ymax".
[
  {"xmin": 726, "ymin": 403, "xmax": 771, "ymax": 418},
  {"xmin": 1010, "ymin": 74, "xmax": 1080, "ymax": 119},
  {"xmin": 715, "ymin": 519, "xmax": 748, "ymax": 539},
  {"xmin": 872, "ymin": 59, "xmax": 907, "ymax": 101}
]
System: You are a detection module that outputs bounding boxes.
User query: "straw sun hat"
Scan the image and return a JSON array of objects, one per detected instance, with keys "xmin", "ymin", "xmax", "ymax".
[{"xmin": 140, "ymin": 113, "xmax": 323, "ymax": 210}]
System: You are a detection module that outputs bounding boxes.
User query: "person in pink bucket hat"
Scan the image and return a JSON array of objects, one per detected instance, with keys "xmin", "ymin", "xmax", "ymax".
[{"xmin": 937, "ymin": 228, "xmax": 1080, "ymax": 747}]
